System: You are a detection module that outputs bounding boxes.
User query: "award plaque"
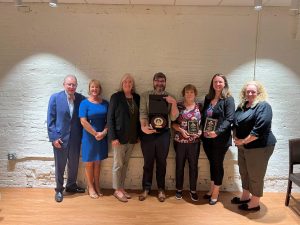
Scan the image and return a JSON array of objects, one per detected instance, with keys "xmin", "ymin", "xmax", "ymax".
[
  {"xmin": 204, "ymin": 118, "xmax": 218, "ymax": 132},
  {"xmin": 149, "ymin": 95, "xmax": 168, "ymax": 131},
  {"xmin": 187, "ymin": 120, "xmax": 199, "ymax": 134}
]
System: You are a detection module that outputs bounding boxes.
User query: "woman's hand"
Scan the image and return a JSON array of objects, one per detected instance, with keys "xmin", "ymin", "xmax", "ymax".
[
  {"xmin": 95, "ymin": 131, "xmax": 106, "ymax": 141},
  {"xmin": 180, "ymin": 128, "xmax": 190, "ymax": 139},
  {"xmin": 204, "ymin": 131, "xmax": 217, "ymax": 138},
  {"xmin": 112, "ymin": 139, "xmax": 121, "ymax": 147},
  {"xmin": 191, "ymin": 130, "xmax": 202, "ymax": 138}
]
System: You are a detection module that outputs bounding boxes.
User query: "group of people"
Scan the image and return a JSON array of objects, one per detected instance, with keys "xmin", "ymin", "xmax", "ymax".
[{"xmin": 47, "ymin": 72, "xmax": 276, "ymax": 212}]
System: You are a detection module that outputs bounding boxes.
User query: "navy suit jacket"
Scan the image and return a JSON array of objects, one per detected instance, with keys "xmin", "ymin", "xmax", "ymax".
[
  {"xmin": 47, "ymin": 90, "xmax": 85, "ymax": 149},
  {"xmin": 234, "ymin": 101, "xmax": 276, "ymax": 149}
]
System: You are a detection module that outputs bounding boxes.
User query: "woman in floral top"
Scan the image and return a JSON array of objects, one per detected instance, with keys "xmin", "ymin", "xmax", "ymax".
[{"xmin": 172, "ymin": 84, "xmax": 202, "ymax": 201}]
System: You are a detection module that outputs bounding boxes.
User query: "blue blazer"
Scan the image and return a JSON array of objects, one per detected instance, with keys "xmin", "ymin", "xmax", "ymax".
[{"xmin": 47, "ymin": 90, "xmax": 85, "ymax": 149}]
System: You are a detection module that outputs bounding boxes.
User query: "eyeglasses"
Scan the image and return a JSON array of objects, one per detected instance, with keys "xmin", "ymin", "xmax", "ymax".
[
  {"xmin": 154, "ymin": 79, "xmax": 166, "ymax": 83},
  {"xmin": 65, "ymin": 83, "xmax": 77, "ymax": 87}
]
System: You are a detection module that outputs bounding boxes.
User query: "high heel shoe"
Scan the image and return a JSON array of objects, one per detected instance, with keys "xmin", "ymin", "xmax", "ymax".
[
  {"xmin": 89, "ymin": 192, "xmax": 99, "ymax": 199},
  {"xmin": 209, "ymin": 198, "xmax": 218, "ymax": 205},
  {"xmin": 209, "ymin": 194, "xmax": 219, "ymax": 205}
]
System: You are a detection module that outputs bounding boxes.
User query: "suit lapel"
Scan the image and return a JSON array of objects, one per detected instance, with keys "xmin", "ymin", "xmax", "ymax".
[
  {"xmin": 60, "ymin": 91, "xmax": 71, "ymax": 119},
  {"xmin": 120, "ymin": 92, "xmax": 130, "ymax": 116}
]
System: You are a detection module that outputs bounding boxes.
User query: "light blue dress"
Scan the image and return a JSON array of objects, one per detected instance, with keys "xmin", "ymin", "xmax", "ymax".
[{"xmin": 79, "ymin": 99, "xmax": 109, "ymax": 162}]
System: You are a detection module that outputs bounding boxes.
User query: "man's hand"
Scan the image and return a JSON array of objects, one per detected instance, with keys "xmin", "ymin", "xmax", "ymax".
[
  {"xmin": 164, "ymin": 95, "xmax": 176, "ymax": 104},
  {"xmin": 53, "ymin": 139, "xmax": 63, "ymax": 149},
  {"xmin": 141, "ymin": 125, "xmax": 157, "ymax": 134}
]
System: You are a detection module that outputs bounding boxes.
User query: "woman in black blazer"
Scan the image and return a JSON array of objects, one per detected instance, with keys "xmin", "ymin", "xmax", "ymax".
[
  {"xmin": 107, "ymin": 73, "xmax": 141, "ymax": 202},
  {"xmin": 201, "ymin": 73, "xmax": 235, "ymax": 205}
]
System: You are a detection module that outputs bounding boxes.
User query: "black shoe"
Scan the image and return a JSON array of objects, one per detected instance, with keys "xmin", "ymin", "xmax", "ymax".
[
  {"xmin": 158, "ymin": 190, "xmax": 166, "ymax": 202},
  {"xmin": 203, "ymin": 194, "xmax": 211, "ymax": 199},
  {"xmin": 139, "ymin": 190, "xmax": 149, "ymax": 201},
  {"xmin": 175, "ymin": 190, "xmax": 183, "ymax": 200},
  {"xmin": 238, "ymin": 203, "xmax": 260, "ymax": 211},
  {"xmin": 231, "ymin": 197, "xmax": 251, "ymax": 204},
  {"xmin": 55, "ymin": 191, "xmax": 63, "ymax": 202},
  {"xmin": 209, "ymin": 194, "xmax": 219, "ymax": 205},
  {"xmin": 190, "ymin": 191, "xmax": 199, "ymax": 201},
  {"xmin": 65, "ymin": 186, "xmax": 85, "ymax": 193},
  {"xmin": 209, "ymin": 198, "xmax": 218, "ymax": 205}
]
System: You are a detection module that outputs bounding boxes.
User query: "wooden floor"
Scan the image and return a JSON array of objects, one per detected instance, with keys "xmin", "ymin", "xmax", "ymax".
[{"xmin": 0, "ymin": 188, "xmax": 299, "ymax": 225}]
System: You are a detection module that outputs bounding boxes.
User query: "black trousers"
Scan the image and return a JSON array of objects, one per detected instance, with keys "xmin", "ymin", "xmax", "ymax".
[
  {"xmin": 140, "ymin": 130, "xmax": 170, "ymax": 190},
  {"xmin": 53, "ymin": 139, "xmax": 80, "ymax": 192},
  {"xmin": 202, "ymin": 139, "xmax": 228, "ymax": 186},
  {"xmin": 174, "ymin": 142, "xmax": 200, "ymax": 191}
]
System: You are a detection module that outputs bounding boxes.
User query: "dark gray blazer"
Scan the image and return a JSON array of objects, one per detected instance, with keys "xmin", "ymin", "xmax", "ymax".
[{"xmin": 107, "ymin": 91, "xmax": 141, "ymax": 144}]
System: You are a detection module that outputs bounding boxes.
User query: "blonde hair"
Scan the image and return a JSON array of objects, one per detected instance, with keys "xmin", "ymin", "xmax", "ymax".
[
  {"xmin": 118, "ymin": 73, "xmax": 136, "ymax": 93},
  {"xmin": 239, "ymin": 80, "xmax": 268, "ymax": 107},
  {"xmin": 88, "ymin": 79, "xmax": 102, "ymax": 96}
]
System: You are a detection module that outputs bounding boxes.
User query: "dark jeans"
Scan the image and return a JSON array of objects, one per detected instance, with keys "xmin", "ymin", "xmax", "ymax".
[
  {"xmin": 140, "ymin": 130, "xmax": 170, "ymax": 190},
  {"xmin": 174, "ymin": 141, "xmax": 200, "ymax": 191},
  {"xmin": 203, "ymin": 139, "xmax": 228, "ymax": 186}
]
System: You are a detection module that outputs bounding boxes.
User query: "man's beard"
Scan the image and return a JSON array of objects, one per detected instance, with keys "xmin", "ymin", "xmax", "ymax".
[{"xmin": 153, "ymin": 84, "xmax": 165, "ymax": 93}]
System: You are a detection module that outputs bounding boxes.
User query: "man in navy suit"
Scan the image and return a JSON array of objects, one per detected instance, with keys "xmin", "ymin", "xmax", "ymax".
[{"xmin": 47, "ymin": 75, "xmax": 85, "ymax": 202}]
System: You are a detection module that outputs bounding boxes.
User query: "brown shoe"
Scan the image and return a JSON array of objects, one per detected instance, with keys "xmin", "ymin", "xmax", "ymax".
[
  {"xmin": 122, "ymin": 191, "xmax": 131, "ymax": 199},
  {"xmin": 158, "ymin": 190, "xmax": 166, "ymax": 202},
  {"xmin": 139, "ymin": 190, "xmax": 149, "ymax": 201},
  {"xmin": 113, "ymin": 191, "xmax": 128, "ymax": 202}
]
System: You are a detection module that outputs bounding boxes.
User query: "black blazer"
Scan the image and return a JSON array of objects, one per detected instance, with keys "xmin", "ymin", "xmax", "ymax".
[
  {"xmin": 201, "ymin": 96, "xmax": 235, "ymax": 147},
  {"xmin": 107, "ymin": 91, "xmax": 141, "ymax": 144},
  {"xmin": 234, "ymin": 101, "xmax": 276, "ymax": 149}
]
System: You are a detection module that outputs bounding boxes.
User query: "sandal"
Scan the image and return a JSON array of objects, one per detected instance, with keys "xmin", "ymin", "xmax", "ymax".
[
  {"xmin": 89, "ymin": 192, "xmax": 99, "ymax": 199},
  {"xmin": 96, "ymin": 189, "xmax": 104, "ymax": 197}
]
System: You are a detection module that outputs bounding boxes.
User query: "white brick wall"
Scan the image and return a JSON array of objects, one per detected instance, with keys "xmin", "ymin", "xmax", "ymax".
[{"xmin": 0, "ymin": 3, "xmax": 300, "ymax": 192}]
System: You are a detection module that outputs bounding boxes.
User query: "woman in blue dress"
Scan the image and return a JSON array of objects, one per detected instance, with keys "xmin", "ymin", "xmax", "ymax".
[{"xmin": 79, "ymin": 79, "xmax": 109, "ymax": 199}]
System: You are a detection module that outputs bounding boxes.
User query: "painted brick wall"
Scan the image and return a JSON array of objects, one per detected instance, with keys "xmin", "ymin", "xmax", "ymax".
[{"xmin": 0, "ymin": 3, "xmax": 300, "ymax": 192}]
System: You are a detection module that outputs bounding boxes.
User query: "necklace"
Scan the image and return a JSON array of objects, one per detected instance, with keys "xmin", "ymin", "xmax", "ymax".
[{"xmin": 126, "ymin": 98, "xmax": 135, "ymax": 114}]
